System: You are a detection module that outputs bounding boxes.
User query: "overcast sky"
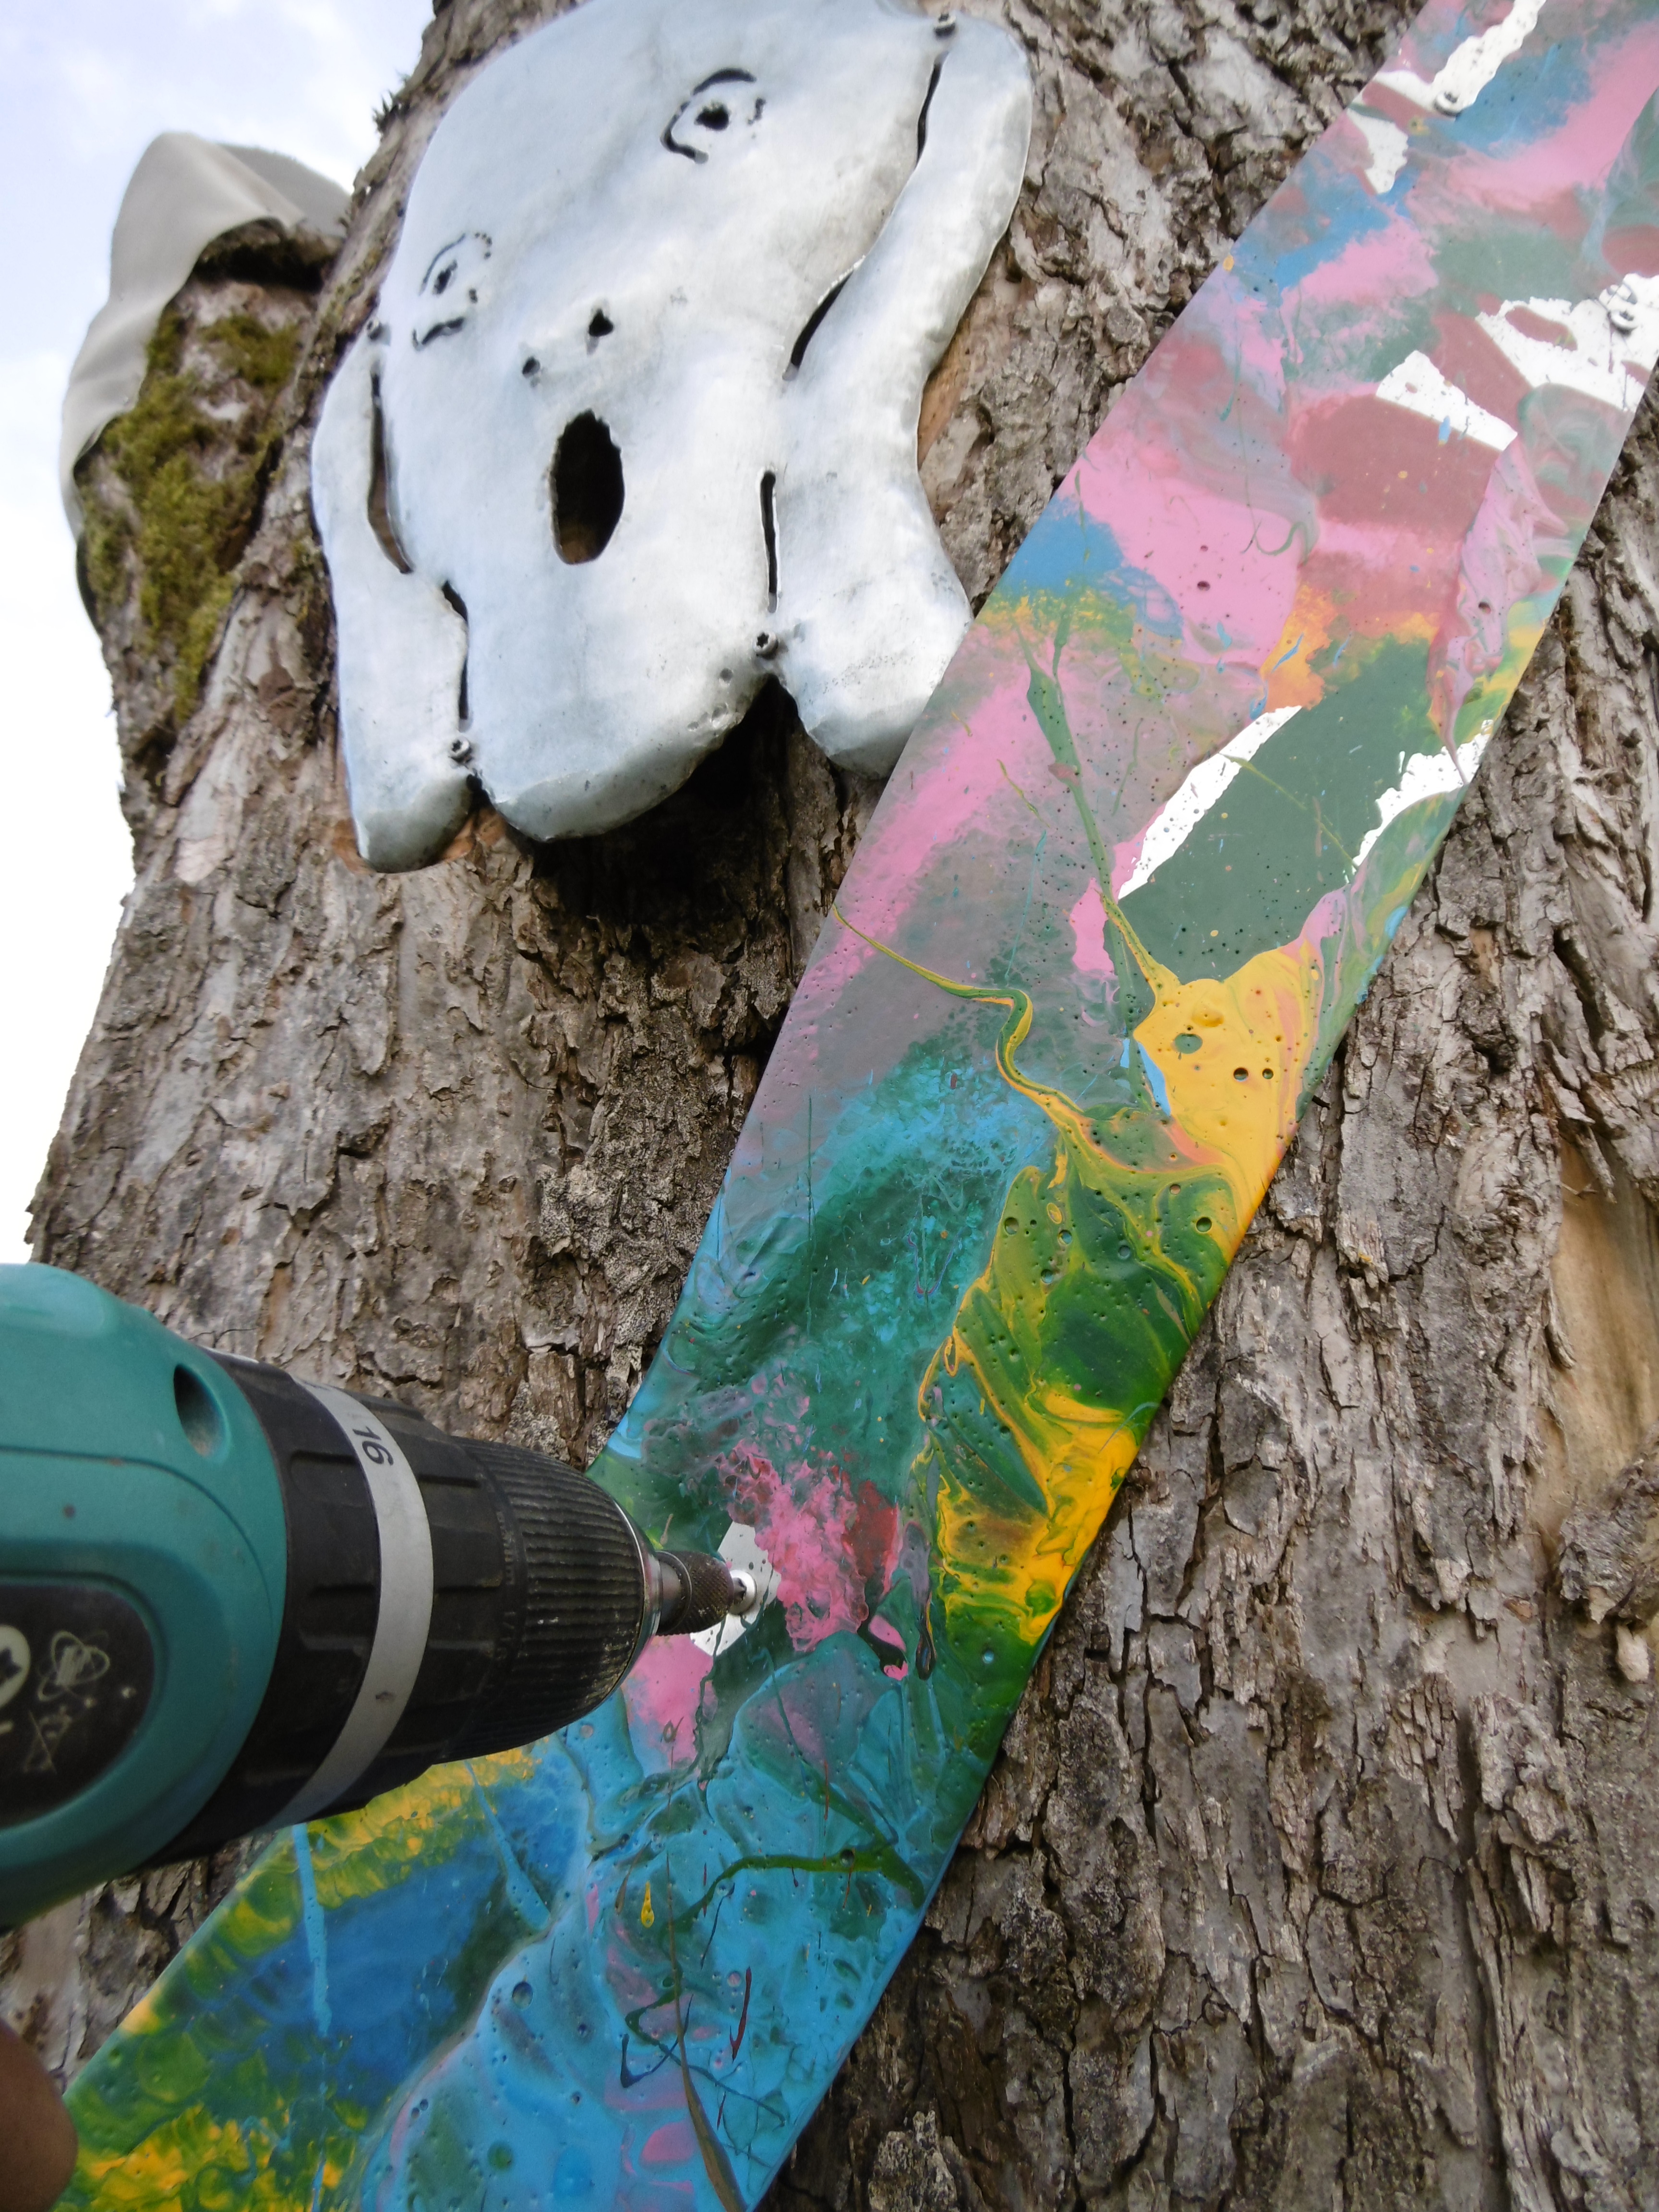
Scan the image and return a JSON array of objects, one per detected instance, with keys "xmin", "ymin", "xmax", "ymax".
[{"xmin": 0, "ymin": 0, "xmax": 432, "ymax": 1263}]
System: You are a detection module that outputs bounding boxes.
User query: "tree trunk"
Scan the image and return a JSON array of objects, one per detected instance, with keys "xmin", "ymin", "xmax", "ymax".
[{"xmin": 8, "ymin": 0, "xmax": 1659, "ymax": 2205}]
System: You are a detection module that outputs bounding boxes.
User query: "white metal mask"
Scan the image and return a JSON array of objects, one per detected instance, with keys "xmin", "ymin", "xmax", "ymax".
[{"xmin": 311, "ymin": 0, "xmax": 1032, "ymax": 869}]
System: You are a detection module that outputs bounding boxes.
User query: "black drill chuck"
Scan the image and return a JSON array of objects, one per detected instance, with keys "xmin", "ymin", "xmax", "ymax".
[{"xmin": 151, "ymin": 1358, "xmax": 751, "ymax": 1868}]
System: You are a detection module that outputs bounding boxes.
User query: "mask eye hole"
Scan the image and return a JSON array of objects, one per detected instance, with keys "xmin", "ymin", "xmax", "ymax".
[
  {"xmin": 413, "ymin": 231, "xmax": 492, "ymax": 347},
  {"xmin": 552, "ymin": 414, "xmax": 625, "ymax": 564},
  {"xmin": 663, "ymin": 68, "xmax": 759, "ymax": 161}
]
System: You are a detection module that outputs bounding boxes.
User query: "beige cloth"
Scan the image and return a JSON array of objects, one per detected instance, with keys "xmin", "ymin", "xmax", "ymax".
[{"xmin": 60, "ymin": 132, "xmax": 348, "ymax": 535}]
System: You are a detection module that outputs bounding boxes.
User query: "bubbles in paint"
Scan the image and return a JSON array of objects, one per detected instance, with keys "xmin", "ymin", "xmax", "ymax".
[{"xmin": 553, "ymin": 2145, "xmax": 594, "ymax": 2200}]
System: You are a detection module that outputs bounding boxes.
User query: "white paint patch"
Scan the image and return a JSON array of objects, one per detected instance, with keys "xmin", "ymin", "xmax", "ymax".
[
  {"xmin": 1375, "ymin": 0, "xmax": 1548, "ymax": 115},
  {"xmin": 1353, "ymin": 724, "xmax": 1493, "ymax": 869},
  {"xmin": 312, "ymin": 0, "xmax": 1033, "ymax": 869},
  {"xmin": 1119, "ymin": 706, "xmax": 1301, "ymax": 899},
  {"xmin": 1375, "ymin": 349, "xmax": 1516, "ymax": 450},
  {"xmin": 1477, "ymin": 279, "xmax": 1659, "ymax": 413},
  {"xmin": 690, "ymin": 1521, "xmax": 780, "ymax": 1658},
  {"xmin": 1352, "ymin": 111, "xmax": 1410, "ymax": 194}
]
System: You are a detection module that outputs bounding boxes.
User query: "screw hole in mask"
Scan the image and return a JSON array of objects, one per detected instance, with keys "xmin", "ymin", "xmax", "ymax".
[{"xmin": 552, "ymin": 414, "xmax": 625, "ymax": 563}]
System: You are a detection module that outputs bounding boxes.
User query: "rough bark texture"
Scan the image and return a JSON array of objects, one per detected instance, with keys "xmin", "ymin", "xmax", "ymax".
[{"xmin": 7, "ymin": 0, "xmax": 1659, "ymax": 2205}]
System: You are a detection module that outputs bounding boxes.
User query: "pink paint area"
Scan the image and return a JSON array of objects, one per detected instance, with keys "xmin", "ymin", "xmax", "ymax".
[
  {"xmin": 641, "ymin": 2122, "xmax": 696, "ymax": 2168},
  {"xmin": 1074, "ymin": 348, "xmax": 1306, "ymax": 664},
  {"xmin": 1383, "ymin": 0, "xmax": 1554, "ymax": 99},
  {"xmin": 1292, "ymin": 526, "xmax": 1464, "ymax": 656},
  {"xmin": 722, "ymin": 1445, "xmax": 884, "ymax": 1653},
  {"xmin": 1286, "ymin": 200, "xmax": 1438, "ymax": 318},
  {"xmin": 1458, "ymin": 434, "xmax": 1556, "ymax": 606},
  {"xmin": 1433, "ymin": 431, "xmax": 1561, "ymax": 735},
  {"xmin": 1604, "ymin": 219, "xmax": 1659, "ymax": 276},
  {"xmin": 1212, "ymin": 260, "xmax": 1309, "ymax": 392},
  {"xmin": 1070, "ymin": 882, "xmax": 1118, "ymax": 979},
  {"xmin": 615, "ymin": 2127, "xmax": 701, "ymax": 2212},
  {"xmin": 866, "ymin": 1614, "xmax": 908, "ymax": 1680},
  {"xmin": 1299, "ymin": 887, "xmax": 1351, "ymax": 952},
  {"xmin": 1430, "ymin": 313, "xmax": 1530, "ymax": 435},
  {"xmin": 1289, "ymin": 389, "xmax": 1500, "ymax": 540},
  {"xmin": 849, "ymin": 1479, "xmax": 902, "ymax": 1595},
  {"xmin": 793, "ymin": 653, "xmax": 1047, "ymax": 1005},
  {"xmin": 622, "ymin": 1635, "xmax": 713, "ymax": 1767}
]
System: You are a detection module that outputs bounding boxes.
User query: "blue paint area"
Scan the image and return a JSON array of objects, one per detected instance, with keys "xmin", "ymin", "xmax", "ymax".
[
  {"xmin": 1234, "ymin": 153, "xmax": 1394, "ymax": 295},
  {"xmin": 998, "ymin": 493, "xmax": 1185, "ymax": 640},
  {"xmin": 292, "ymin": 1825, "xmax": 332, "ymax": 2040}
]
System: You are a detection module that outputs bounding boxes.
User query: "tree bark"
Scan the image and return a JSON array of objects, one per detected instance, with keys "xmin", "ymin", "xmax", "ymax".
[{"xmin": 8, "ymin": 0, "xmax": 1659, "ymax": 2205}]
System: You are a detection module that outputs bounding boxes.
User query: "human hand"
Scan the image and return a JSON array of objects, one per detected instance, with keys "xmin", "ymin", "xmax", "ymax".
[{"xmin": 0, "ymin": 2021, "xmax": 77, "ymax": 2212}]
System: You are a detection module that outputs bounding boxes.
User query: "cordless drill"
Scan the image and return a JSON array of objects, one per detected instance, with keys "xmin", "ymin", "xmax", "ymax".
[{"xmin": 0, "ymin": 1264, "xmax": 756, "ymax": 1927}]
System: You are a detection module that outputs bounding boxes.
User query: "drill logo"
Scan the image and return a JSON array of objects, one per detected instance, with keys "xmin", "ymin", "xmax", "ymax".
[
  {"xmin": 38, "ymin": 1631, "xmax": 109, "ymax": 1704},
  {"xmin": 0, "ymin": 1584, "xmax": 153, "ymax": 1815},
  {"xmin": 22, "ymin": 1632, "xmax": 113, "ymax": 1773},
  {"xmin": 0, "ymin": 1624, "xmax": 26, "ymax": 1712}
]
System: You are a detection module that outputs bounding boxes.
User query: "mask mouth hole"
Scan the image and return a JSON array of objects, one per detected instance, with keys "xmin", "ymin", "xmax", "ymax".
[{"xmin": 551, "ymin": 413, "xmax": 625, "ymax": 563}]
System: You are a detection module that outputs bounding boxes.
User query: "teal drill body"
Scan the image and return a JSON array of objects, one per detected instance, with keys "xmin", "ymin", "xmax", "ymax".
[
  {"xmin": 0, "ymin": 1265, "xmax": 287, "ymax": 1928},
  {"xmin": 0, "ymin": 1265, "xmax": 749, "ymax": 1930}
]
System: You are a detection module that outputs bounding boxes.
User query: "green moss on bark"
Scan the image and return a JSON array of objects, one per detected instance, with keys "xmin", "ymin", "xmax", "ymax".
[{"xmin": 80, "ymin": 304, "xmax": 301, "ymax": 729}]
